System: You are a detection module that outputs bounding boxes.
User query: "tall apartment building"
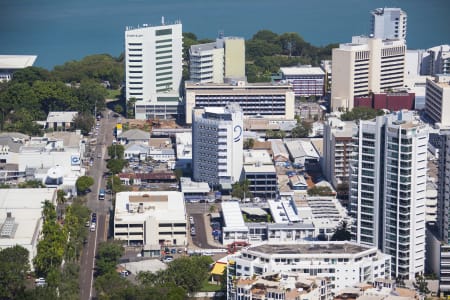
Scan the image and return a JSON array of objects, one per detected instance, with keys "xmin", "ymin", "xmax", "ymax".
[
  {"xmin": 184, "ymin": 81, "xmax": 295, "ymax": 124},
  {"xmin": 350, "ymin": 111, "xmax": 428, "ymax": 280},
  {"xmin": 189, "ymin": 42, "xmax": 225, "ymax": 84},
  {"xmin": 331, "ymin": 36, "xmax": 406, "ymax": 111},
  {"xmin": 322, "ymin": 117, "xmax": 354, "ymax": 189},
  {"xmin": 192, "ymin": 104, "xmax": 243, "ymax": 188},
  {"xmin": 425, "ymin": 75, "xmax": 450, "ymax": 128},
  {"xmin": 370, "ymin": 8, "xmax": 407, "ymax": 41},
  {"xmin": 125, "ymin": 20, "xmax": 183, "ymax": 119},
  {"xmin": 422, "ymin": 45, "xmax": 450, "ymax": 75},
  {"xmin": 189, "ymin": 36, "xmax": 245, "ymax": 84},
  {"xmin": 221, "ymin": 37, "xmax": 245, "ymax": 79}
]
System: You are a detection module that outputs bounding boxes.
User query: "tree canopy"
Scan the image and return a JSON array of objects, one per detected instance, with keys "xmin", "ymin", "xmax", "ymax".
[
  {"xmin": 75, "ymin": 176, "xmax": 94, "ymax": 194},
  {"xmin": 0, "ymin": 245, "xmax": 30, "ymax": 299},
  {"xmin": 340, "ymin": 107, "xmax": 385, "ymax": 121}
]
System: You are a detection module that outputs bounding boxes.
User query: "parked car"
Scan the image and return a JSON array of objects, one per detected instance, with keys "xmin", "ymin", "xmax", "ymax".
[
  {"xmin": 90, "ymin": 223, "xmax": 96, "ymax": 232},
  {"xmin": 85, "ymin": 220, "xmax": 90, "ymax": 227},
  {"xmin": 35, "ymin": 278, "xmax": 46, "ymax": 287},
  {"xmin": 190, "ymin": 227, "xmax": 196, "ymax": 236},
  {"xmin": 162, "ymin": 256, "xmax": 174, "ymax": 263}
]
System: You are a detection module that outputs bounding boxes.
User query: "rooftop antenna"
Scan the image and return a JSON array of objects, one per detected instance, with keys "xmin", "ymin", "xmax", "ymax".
[{"xmin": 161, "ymin": 16, "xmax": 165, "ymax": 25}]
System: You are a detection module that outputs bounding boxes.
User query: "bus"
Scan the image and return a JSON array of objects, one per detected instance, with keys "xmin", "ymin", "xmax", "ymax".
[{"xmin": 98, "ymin": 189, "xmax": 105, "ymax": 200}]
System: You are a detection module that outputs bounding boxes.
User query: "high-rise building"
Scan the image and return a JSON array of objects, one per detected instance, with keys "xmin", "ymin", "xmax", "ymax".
[
  {"xmin": 425, "ymin": 75, "xmax": 450, "ymax": 128},
  {"xmin": 422, "ymin": 45, "xmax": 450, "ymax": 76},
  {"xmin": 189, "ymin": 36, "xmax": 245, "ymax": 84},
  {"xmin": 189, "ymin": 41, "xmax": 225, "ymax": 84},
  {"xmin": 370, "ymin": 8, "xmax": 407, "ymax": 41},
  {"xmin": 221, "ymin": 37, "xmax": 245, "ymax": 79},
  {"xmin": 192, "ymin": 103, "xmax": 243, "ymax": 188},
  {"xmin": 331, "ymin": 36, "xmax": 406, "ymax": 111},
  {"xmin": 350, "ymin": 111, "xmax": 428, "ymax": 280},
  {"xmin": 322, "ymin": 117, "xmax": 354, "ymax": 190},
  {"xmin": 125, "ymin": 20, "xmax": 183, "ymax": 119}
]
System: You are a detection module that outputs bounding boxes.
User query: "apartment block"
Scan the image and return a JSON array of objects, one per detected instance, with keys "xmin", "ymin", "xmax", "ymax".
[
  {"xmin": 233, "ymin": 242, "xmax": 391, "ymax": 295},
  {"xmin": 425, "ymin": 75, "xmax": 450, "ymax": 128},
  {"xmin": 322, "ymin": 117, "xmax": 355, "ymax": 189},
  {"xmin": 350, "ymin": 111, "xmax": 428, "ymax": 279},
  {"xmin": 370, "ymin": 8, "xmax": 407, "ymax": 40},
  {"xmin": 331, "ymin": 36, "xmax": 406, "ymax": 111}
]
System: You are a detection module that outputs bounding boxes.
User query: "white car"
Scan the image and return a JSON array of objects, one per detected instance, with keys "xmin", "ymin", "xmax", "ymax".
[
  {"xmin": 35, "ymin": 278, "xmax": 46, "ymax": 287},
  {"xmin": 162, "ymin": 256, "xmax": 174, "ymax": 263},
  {"xmin": 90, "ymin": 223, "xmax": 96, "ymax": 232}
]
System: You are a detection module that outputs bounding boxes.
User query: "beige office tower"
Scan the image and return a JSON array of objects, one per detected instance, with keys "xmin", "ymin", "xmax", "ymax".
[
  {"xmin": 222, "ymin": 37, "xmax": 245, "ymax": 79},
  {"xmin": 331, "ymin": 36, "xmax": 406, "ymax": 111}
]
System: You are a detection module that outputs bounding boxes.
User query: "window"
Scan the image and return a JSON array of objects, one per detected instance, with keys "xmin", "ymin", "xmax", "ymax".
[{"xmin": 156, "ymin": 29, "xmax": 172, "ymax": 36}]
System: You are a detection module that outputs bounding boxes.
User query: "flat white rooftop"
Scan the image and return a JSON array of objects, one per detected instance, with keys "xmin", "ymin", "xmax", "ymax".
[
  {"xmin": 0, "ymin": 188, "xmax": 56, "ymax": 247},
  {"xmin": 46, "ymin": 111, "xmax": 78, "ymax": 123},
  {"xmin": 115, "ymin": 191, "xmax": 186, "ymax": 223},
  {"xmin": 280, "ymin": 66, "xmax": 325, "ymax": 76},
  {"xmin": 0, "ymin": 55, "xmax": 37, "ymax": 69},
  {"xmin": 222, "ymin": 201, "xmax": 246, "ymax": 228}
]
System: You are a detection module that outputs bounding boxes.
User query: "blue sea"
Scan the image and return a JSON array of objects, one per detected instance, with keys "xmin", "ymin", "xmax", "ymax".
[{"xmin": 1, "ymin": 0, "xmax": 449, "ymax": 69}]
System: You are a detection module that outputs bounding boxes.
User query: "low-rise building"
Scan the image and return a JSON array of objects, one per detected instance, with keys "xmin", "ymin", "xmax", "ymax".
[
  {"xmin": 117, "ymin": 129, "xmax": 150, "ymax": 145},
  {"xmin": 0, "ymin": 188, "xmax": 57, "ymax": 267},
  {"xmin": 0, "ymin": 55, "xmax": 37, "ymax": 82},
  {"xmin": 242, "ymin": 150, "xmax": 277, "ymax": 199},
  {"xmin": 175, "ymin": 132, "xmax": 192, "ymax": 170},
  {"xmin": 45, "ymin": 111, "xmax": 78, "ymax": 130},
  {"xmin": 280, "ymin": 66, "xmax": 325, "ymax": 97},
  {"xmin": 113, "ymin": 191, "xmax": 187, "ymax": 247},
  {"xmin": 285, "ymin": 140, "xmax": 320, "ymax": 169},
  {"xmin": 179, "ymin": 177, "xmax": 210, "ymax": 202},
  {"xmin": 233, "ymin": 241, "xmax": 391, "ymax": 295}
]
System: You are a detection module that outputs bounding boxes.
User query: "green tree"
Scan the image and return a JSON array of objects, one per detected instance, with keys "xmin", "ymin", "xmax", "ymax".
[
  {"xmin": 75, "ymin": 176, "xmax": 94, "ymax": 194},
  {"xmin": 307, "ymin": 186, "xmax": 334, "ymax": 196},
  {"xmin": 106, "ymin": 159, "xmax": 127, "ymax": 174},
  {"xmin": 232, "ymin": 179, "xmax": 252, "ymax": 200},
  {"xmin": 330, "ymin": 221, "xmax": 351, "ymax": 241},
  {"xmin": 291, "ymin": 121, "xmax": 311, "ymax": 138},
  {"xmin": 108, "ymin": 144, "xmax": 125, "ymax": 160},
  {"xmin": 75, "ymin": 79, "xmax": 107, "ymax": 113},
  {"xmin": 114, "ymin": 104, "xmax": 124, "ymax": 114},
  {"xmin": 18, "ymin": 180, "xmax": 45, "ymax": 188},
  {"xmin": 95, "ymin": 241, "xmax": 124, "ymax": 276},
  {"xmin": 0, "ymin": 245, "xmax": 30, "ymax": 299},
  {"xmin": 340, "ymin": 107, "xmax": 385, "ymax": 121},
  {"xmin": 11, "ymin": 66, "xmax": 52, "ymax": 85},
  {"xmin": 72, "ymin": 112, "xmax": 95, "ymax": 135},
  {"xmin": 243, "ymin": 138, "xmax": 255, "ymax": 149}
]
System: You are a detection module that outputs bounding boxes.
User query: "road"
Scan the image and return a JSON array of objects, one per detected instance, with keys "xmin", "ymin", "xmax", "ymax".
[
  {"xmin": 186, "ymin": 203, "xmax": 222, "ymax": 249},
  {"xmin": 79, "ymin": 110, "xmax": 117, "ymax": 300}
]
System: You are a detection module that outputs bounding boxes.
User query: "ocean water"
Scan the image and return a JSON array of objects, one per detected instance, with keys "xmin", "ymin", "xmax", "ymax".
[{"xmin": 1, "ymin": 0, "xmax": 449, "ymax": 69}]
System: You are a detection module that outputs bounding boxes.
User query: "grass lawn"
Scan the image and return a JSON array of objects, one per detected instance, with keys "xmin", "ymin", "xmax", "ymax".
[
  {"xmin": 201, "ymin": 282, "xmax": 223, "ymax": 292},
  {"xmin": 106, "ymin": 89, "xmax": 121, "ymax": 100}
]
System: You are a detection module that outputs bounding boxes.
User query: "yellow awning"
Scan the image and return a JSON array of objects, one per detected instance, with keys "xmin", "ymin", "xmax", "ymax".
[{"xmin": 211, "ymin": 263, "xmax": 227, "ymax": 276}]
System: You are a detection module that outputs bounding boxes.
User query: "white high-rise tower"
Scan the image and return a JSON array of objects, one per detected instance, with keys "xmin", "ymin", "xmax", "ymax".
[
  {"xmin": 370, "ymin": 8, "xmax": 407, "ymax": 41},
  {"xmin": 350, "ymin": 111, "xmax": 428, "ymax": 280},
  {"xmin": 125, "ymin": 20, "xmax": 182, "ymax": 119}
]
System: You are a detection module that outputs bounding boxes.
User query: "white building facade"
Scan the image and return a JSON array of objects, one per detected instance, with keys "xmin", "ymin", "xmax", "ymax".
[
  {"xmin": 331, "ymin": 36, "xmax": 406, "ymax": 111},
  {"xmin": 192, "ymin": 104, "xmax": 243, "ymax": 187},
  {"xmin": 370, "ymin": 8, "xmax": 407, "ymax": 41},
  {"xmin": 113, "ymin": 191, "xmax": 187, "ymax": 247},
  {"xmin": 125, "ymin": 20, "xmax": 182, "ymax": 119},
  {"xmin": 233, "ymin": 242, "xmax": 391, "ymax": 295},
  {"xmin": 350, "ymin": 111, "xmax": 428, "ymax": 280},
  {"xmin": 189, "ymin": 41, "xmax": 225, "ymax": 84}
]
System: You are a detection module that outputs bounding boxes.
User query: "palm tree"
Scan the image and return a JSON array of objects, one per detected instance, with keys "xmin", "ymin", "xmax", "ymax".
[{"xmin": 56, "ymin": 190, "xmax": 66, "ymax": 219}]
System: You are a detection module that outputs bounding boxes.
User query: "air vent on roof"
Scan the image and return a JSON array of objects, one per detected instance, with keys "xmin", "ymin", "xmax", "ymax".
[{"xmin": 1, "ymin": 212, "xmax": 17, "ymax": 238}]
